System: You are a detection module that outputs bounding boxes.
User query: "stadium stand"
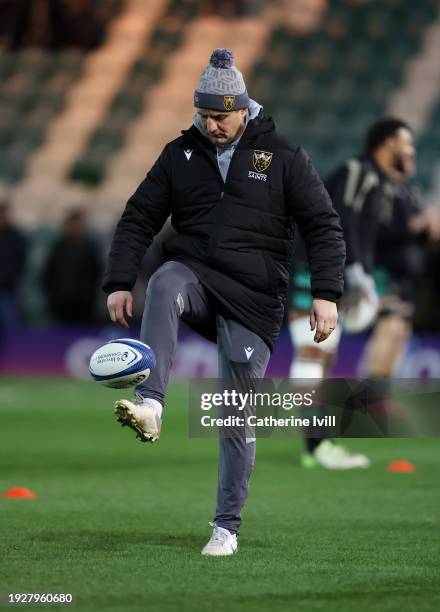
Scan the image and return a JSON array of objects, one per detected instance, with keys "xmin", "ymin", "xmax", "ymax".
[
  {"xmin": 0, "ymin": 0, "xmax": 122, "ymax": 50},
  {"xmin": 23, "ymin": 0, "xmax": 167, "ymax": 185},
  {"xmin": 70, "ymin": 0, "xmax": 203, "ymax": 186},
  {"xmin": 0, "ymin": 0, "xmax": 123, "ymax": 191},
  {"xmin": 7, "ymin": 0, "xmax": 168, "ymax": 226},
  {"xmin": 387, "ymin": 9, "xmax": 440, "ymax": 192},
  {"xmin": 417, "ymin": 101, "xmax": 440, "ymax": 193},
  {"xmin": 248, "ymin": 0, "xmax": 439, "ymax": 183},
  {"xmin": 0, "ymin": 48, "xmax": 84, "ymax": 184},
  {"xmin": 1, "ymin": 0, "xmax": 439, "ymax": 229}
]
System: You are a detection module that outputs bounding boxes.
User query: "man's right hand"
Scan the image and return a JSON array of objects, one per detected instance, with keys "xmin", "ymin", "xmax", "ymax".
[{"xmin": 107, "ymin": 291, "xmax": 133, "ymax": 328}]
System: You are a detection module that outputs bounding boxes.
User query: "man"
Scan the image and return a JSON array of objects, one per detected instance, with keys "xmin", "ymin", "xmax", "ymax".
[
  {"xmin": 103, "ymin": 48, "xmax": 345, "ymax": 555},
  {"xmin": 289, "ymin": 118, "xmax": 416, "ymax": 469},
  {"xmin": 364, "ymin": 183, "xmax": 440, "ymax": 384},
  {"xmin": 42, "ymin": 208, "xmax": 102, "ymax": 323}
]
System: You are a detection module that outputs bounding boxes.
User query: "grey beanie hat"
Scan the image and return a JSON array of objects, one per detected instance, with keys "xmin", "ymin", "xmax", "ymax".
[{"xmin": 194, "ymin": 48, "xmax": 249, "ymax": 111}]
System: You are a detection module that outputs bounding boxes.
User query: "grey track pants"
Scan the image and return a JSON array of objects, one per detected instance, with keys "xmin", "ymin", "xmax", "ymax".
[{"xmin": 136, "ymin": 261, "xmax": 270, "ymax": 533}]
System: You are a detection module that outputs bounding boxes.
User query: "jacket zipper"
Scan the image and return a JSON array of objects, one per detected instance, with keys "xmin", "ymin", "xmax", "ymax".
[{"xmin": 182, "ymin": 131, "xmax": 233, "ymax": 259}]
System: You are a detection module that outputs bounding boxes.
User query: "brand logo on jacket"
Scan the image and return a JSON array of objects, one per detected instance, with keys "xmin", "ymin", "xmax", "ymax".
[
  {"xmin": 184, "ymin": 149, "xmax": 193, "ymax": 161},
  {"xmin": 248, "ymin": 170, "xmax": 267, "ymax": 182},
  {"xmin": 248, "ymin": 150, "xmax": 273, "ymax": 182},
  {"xmin": 253, "ymin": 150, "xmax": 273, "ymax": 172},
  {"xmin": 244, "ymin": 346, "xmax": 255, "ymax": 360},
  {"xmin": 223, "ymin": 95, "xmax": 236, "ymax": 111}
]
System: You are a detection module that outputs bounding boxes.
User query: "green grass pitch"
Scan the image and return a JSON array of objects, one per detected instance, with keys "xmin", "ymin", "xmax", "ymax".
[{"xmin": 0, "ymin": 377, "xmax": 439, "ymax": 612}]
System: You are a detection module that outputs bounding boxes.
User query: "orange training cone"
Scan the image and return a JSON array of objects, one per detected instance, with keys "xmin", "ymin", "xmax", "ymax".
[
  {"xmin": 2, "ymin": 487, "xmax": 37, "ymax": 499},
  {"xmin": 387, "ymin": 460, "xmax": 416, "ymax": 473}
]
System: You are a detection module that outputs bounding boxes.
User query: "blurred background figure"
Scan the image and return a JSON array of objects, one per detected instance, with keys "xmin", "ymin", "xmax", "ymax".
[
  {"xmin": 289, "ymin": 118, "xmax": 440, "ymax": 468},
  {"xmin": 42, "ymin": 209, "xmax": 102, "ymax": 324},
  {"xmin": 365, "ymin": 184, "xmax": 440, "ymax": 382},
  {"xmin": 0, "ymin": 201, "xmax": 27, "ymax": 333},
  {"xmin": 287, "ymin": 119, "xmax": 406, "ymax": 469}
]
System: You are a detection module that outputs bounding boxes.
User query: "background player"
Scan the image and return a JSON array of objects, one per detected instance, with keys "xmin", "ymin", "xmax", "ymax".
[
  {"xmin": 289, "ymin": 118, "xmax": 416, "ymax": 469},
  {"xmin": 364, "ymin": 181, "xmax": 440, "ymax": 389}
]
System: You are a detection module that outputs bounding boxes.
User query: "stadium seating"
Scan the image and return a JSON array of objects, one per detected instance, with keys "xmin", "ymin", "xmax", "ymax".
[
  {"xmin": 70, "ymin": 0, "xmax": 203, "ymax": 185},
  {"xmin": 0, "ymin": 49, "xmax": 84, "ymax": 183},
  {"xmin": 416, "ymin": 101, "xmax": 440, "ymax": 191},
  {"xmin": 0, "ymin": 1, "xmax": 123, "ymax": 184},
  {"xmin": 1, "ymin": 0, "xmax": 439, "ymax": 224},
  {"xmin": 248, "ymin": 0, "xmax": 438, "ymax": 181}
]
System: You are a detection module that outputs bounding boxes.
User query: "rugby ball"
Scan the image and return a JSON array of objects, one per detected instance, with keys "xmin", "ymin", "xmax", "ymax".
[{"xmin": 89, "ymin": 338, "xmax": 156, "ymax": 389}]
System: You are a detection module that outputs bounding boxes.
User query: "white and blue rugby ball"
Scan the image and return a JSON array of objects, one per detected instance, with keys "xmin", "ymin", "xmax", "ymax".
[{"xmin": 89, "ymin": 338, "xmax": 156, "ymax": 389}]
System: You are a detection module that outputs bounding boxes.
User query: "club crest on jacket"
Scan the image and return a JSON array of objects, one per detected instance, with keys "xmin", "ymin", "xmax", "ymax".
[
  {"xmin": 253, "ymin": 150, "xmax": 273, "ymax": 173},
  {"xmin": 223, "ymin": 95, "xmax": 236, "ymax": 111}
]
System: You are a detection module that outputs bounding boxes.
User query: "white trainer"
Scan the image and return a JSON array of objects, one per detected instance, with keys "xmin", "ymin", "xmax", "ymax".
[
  {"xmin": 201, "ymin": 524, "xmax": 238, "ymax": 556},
  {"xmin": 114, "ymin": 398, "xmax": 162, "ymax": 443},
  {"xmin": 313, "ymin": 440, "xmax": 370, "ymax": 470}
]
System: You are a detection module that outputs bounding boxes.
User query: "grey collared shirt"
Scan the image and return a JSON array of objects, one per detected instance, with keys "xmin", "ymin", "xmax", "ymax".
[{"xmin": 216, "ymin": 140, "xmax": 239, "ymax": 183}]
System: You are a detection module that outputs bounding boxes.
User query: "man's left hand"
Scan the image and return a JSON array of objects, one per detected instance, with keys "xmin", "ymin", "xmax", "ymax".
[{"xmin": 310, "ymin": 299, "xmax": 338, "ymax": 343}]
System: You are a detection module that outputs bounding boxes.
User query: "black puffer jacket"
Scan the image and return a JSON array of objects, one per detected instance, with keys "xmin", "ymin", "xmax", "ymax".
[{"xmin": 103, "ymin": 113, "xmax": 345, "ymax": 350}]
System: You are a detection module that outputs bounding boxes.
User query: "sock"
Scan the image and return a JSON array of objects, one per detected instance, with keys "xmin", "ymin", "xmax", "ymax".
[
  {"xmin": 136, "ymin": 393, "xmax": 163, "ymax": 420},
  {"xmin": 148, "ymin": 398, "xmax": 163, "ymax": 420},
  {"xmin": 306, "ymin": 437, "xmax": 325, "ymax": 453},
  {"xmin": 289, "ymin": 358, "xmax": 324, "ymax": 379},
  {"xmin": 222, "ymin": 527, "xmax": 237, "ymax": 536}
]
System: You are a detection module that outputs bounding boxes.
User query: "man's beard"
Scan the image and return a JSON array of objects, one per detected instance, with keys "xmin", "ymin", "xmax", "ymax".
[{"xmin": 208, "ymin": 117, "xmax": 245, "ymax": 146}]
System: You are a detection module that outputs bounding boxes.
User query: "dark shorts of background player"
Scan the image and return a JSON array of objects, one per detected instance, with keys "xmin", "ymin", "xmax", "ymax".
[{"xmin": 374, "ymin": 246, "xmax": 421, "ymax": 321}]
